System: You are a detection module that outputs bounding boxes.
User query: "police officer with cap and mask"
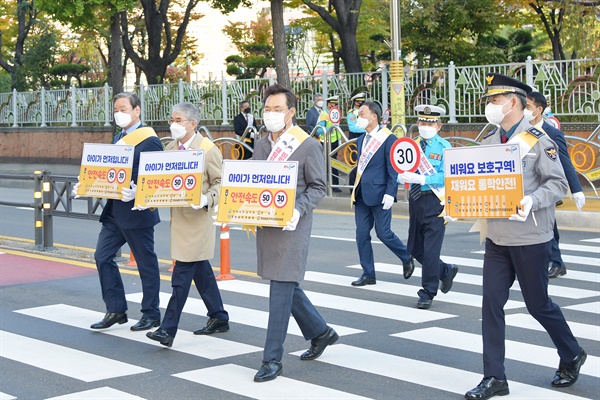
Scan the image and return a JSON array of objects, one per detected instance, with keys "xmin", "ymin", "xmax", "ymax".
[
  {"xmin": 398, "ymin": 105, "xmax": 458, "ymax": 310},
  {"xmin": 464, "ymin": 73, "xmax": 586, "ymax": 400},
  {"xmin": 347, "ymin": 92, "xmax": 367, "ymax": 140}
]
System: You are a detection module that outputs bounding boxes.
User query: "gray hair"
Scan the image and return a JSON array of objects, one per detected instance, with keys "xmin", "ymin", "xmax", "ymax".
[
  {"xmin": 172, "ymin": 102, "xmax": 201, "ymax": 124},
  {"xmin": 113, "ymin": 92, "xmax": 141, "ymax": 109},
  {"xmin": 313, "ymin": 93, "xmax": 323, "ymax": 101}
]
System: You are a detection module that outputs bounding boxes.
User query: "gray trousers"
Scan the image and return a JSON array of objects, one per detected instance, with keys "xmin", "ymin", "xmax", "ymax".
[{"xmin": 263, "ymin": 280, "xmax": 327, "ymax": 362}]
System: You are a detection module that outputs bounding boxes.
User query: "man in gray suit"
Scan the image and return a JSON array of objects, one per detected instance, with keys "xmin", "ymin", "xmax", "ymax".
[{"xmin": 252, "ymin": 84, "xmax": 338, "ymax": 382}]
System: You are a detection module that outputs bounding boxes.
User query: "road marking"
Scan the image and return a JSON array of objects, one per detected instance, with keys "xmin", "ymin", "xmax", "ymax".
[
  {"xmin": 346, "ymin": 262, "xmax": 600, "ymax": 298},
  {"xmin": 289, "ymin": 345, "xmax": 589, "ymax": 399},
  {"xmin": 559, "ymin": 243, "xmax": 600, "ymax": 254},
  {"xmin": 125, "ymin": 292, "xmax": 365, "ymax": 338},
  {"xmin": 216, "ymin": 279, "xmax": 456, "ymax": 323},
  {"xmin": 581, "ymin": 238, "xmax": 600, "ymax": 243},
  {"xmin": 0, "ymin": 392, "xmax": 16, "ymax": 400},
  {"xmin": 471, "ymin": 251, "xmax": 600, "ymax": 267},
  {"xmin": 564, "ymin": 301, "xmax": 600, "ymax": 314},
  {"xmin": 304, "ymin": 271, "xmax": 524, "ymax": 309},
  {"xmin": 391, "ymin": 327, "xmax": 599, "ymax": 378},
  {"xmin": 15, "ymin": 304, "xmax": 261, "ymax": 359},
  {"xmin": 174, "ymin": 364, "xmax": 372, "ymax": 400},
  {"xmin": 45, "ymin": 387, "xmax": 145, "ymax": 399},
  {"xmin": 0, "ymin": 330, "xmax": 149, "ymax": 382},
  {"xmin": 506, "ymin": 313, "xmax": 600, "ymax": 341}
]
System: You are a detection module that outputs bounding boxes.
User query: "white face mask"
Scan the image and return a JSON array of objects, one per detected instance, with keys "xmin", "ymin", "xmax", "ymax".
[
  {"xmin": 356, "ymin": 116, "xmax": 369, "ymax": 130},
  {"xmin": 114, "ymin": 112, "xmax": 132, "ymax": 128},
  {"xmin": 523, "ymin": 108, "xmax": 539, "ymax": 122},
  {"xmin": 418, "ymin": 125, "xmax": 438, "ymax": 139},
  {"xmin": 263, "ymin": 110, "xmax": 290, "ymax": 133},
  {"xmin": 170, "ymin": 122, "xmax": 188, "ymax": 140},
  {"xmin": 484, "ymin": 100, "xmax": 512, "ymax": 125},
  {"xmin": 316, "ymin": 101, "xmax": 324, "ymax": 108}
]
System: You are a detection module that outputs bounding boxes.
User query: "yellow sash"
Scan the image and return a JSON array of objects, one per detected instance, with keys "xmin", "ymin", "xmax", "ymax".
[
  {"xmin": 268, "ymin": 126, "xmax": 309, "ymax": 161},
  {"xmin": 119, "ymin": 127, "xmax": 158, "ymax": 146}
]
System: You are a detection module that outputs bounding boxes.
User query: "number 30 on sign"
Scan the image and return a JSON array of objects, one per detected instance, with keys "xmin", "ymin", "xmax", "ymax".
[{"xmin": 390, "ymin": 137, "xmax": 420, "ymax": 174}]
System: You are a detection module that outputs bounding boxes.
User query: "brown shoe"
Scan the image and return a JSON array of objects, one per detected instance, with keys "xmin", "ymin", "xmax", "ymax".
[{"xmin": 548, "ymin": 264, "xmax": 567, "ymax": 278}]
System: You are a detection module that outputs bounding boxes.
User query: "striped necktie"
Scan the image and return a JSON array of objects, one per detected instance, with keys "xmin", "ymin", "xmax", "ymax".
[
  {"xmin": 409, "ymin": 139, "xmax": 428, "ymax": 200},
  {"xmin": 179, "ymin": 144, "xmax": 185, "ymax": 150}
]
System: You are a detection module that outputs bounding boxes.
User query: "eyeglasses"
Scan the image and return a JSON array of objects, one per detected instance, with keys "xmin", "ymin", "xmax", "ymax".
[{"xmin": 168, "ymin": 119, "xmax": 190, "ymax": 125}]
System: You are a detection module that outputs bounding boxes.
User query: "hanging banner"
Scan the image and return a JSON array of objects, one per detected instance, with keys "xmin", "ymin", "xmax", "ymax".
[
  {"xmin": 135, "ymin": 150, "xmax": 205, "ymax": 208},
  {"xmin": 444, "ymin": 144, "xmax": 523, "ymax": 218},
  {"xmin": 77, "ymin": 143, "xmax": 134, "ymax": 200},
  {"xmin": 216, "ymin": 160, "xmax": 298, "ymax": 227}
]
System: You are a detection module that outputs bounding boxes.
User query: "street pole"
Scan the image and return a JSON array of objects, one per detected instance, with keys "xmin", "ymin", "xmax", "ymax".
[{"xmin": 389, "ymin": 0, "xmax": 406, "ymax": 131}]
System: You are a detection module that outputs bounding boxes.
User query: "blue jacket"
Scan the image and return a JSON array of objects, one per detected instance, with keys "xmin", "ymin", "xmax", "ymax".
[
  {"xmin": 355, "ymin": 131, "xmax": 398, "ymax": 206},
  {"xmin": 417, "ymin": 135, "xmax": 452, "ymax": 191},
  {"xmin": 542, "ymin": 121, "xmax": 582, "ymax": 194}
]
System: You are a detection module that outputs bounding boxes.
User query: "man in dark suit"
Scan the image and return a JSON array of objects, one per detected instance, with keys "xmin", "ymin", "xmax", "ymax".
[
  {"xmin": 233, "ymin": 100, "xmax": 258, "ymax": 159},
  {"xmin": 525, "ymin": 92, "xmax": 585, "ymax": 278},
  {"xmin": 350, "ymin": 101, "xmax": 414, "ymax": 287},
  {"xmin": 75, "ymin": 92, "xmax": 163, "ymax": 332},
  {"xmin": 305, "ymin": 93, "xmax": 324, "ymax": 134}
]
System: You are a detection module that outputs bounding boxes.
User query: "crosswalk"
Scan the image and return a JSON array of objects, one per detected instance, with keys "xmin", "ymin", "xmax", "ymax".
[{"xmin": 1, "ymin": 237, "xmax": 599, "ymax": 399}]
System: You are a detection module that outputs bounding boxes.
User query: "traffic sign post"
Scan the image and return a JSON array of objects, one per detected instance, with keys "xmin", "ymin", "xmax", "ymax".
[
  {"xmin": 329, "ymin": 106, "xmax": 342, "ymax": 125},
  {"xmin": 390, "ymin": 137, "xmax": 421, "ymax": 190}
]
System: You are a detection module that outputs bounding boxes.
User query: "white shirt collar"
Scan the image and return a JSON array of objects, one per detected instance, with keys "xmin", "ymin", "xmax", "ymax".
[{"xmin": 178, "ymin": 133, "xmax": 197, "ymax": 150}]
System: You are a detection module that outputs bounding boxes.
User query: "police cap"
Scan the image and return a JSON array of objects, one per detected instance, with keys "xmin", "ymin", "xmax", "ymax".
[
  {"xmin": 351, "ymin": 92, "xmax": 367, "ymax": 102},
  {"xmin": 483, "ymin": 73, "xmax": 532, "ymax": 98},
  {"xmin": 326, "ymin": 95, "xmax": 339, "ymax": 103}
]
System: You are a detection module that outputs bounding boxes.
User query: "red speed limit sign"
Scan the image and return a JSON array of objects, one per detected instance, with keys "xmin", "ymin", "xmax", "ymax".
[
  {"xmin": 390, "ymin": 137, "xmax": 420, "ymax": 174},
  {"xmin": 328, "ymin": 106, "xmax": 342, "ymax": 125}
]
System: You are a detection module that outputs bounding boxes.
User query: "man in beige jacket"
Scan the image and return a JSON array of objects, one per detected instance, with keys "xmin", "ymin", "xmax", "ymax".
[{"xmin": 146, "ymin": 102, "xmax": 229, "ymax": 347}]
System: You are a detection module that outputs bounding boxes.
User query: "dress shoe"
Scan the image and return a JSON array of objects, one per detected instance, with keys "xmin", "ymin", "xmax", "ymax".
[
  {"xmin": 146, "ymin": 328, "xmax": 174, "ymax": 347},
  {"xmin": 548, "ymin": 264, "xmax": 567, "ymax": 278},
  {"xmin": 300, "ymin": 326, "xmax": 339, "ymax": 360},
  {"xmin": 332, "ymin": 188, "xmax": 342, "ymax": 193},
  {"xmin": 254, "ymin": 360, "xmax": 282, "ymax": 382},
  {"xmin": 193, "ymin": 317, "xmax": 229, "ymax": 335},
  {"xmin": 90, "ymin": 312, "xmax": 127, "ymax": 329},
  {"xmin": 551, "ymin": 347, "xmax": 587, "ymax": 387},
  {"xmin": 464, "ymin": 377, "xmax": 509, "ymax": 399},
  {"xmin": 130, "ymin": 318, "xmax": 160, "ymax": 331},
  {"xmin": 441, "ymin": 264, "xmax": 459, "ymax": 294},
  {"xmin": 351, "ymin": 276, "xmax": 376, "ymax": 286},
  {"xmin": 403, "ymin": 256, "xmax": 415, "ymax": 279},
  {"xmin": 417, "ymin": 297, "xmax": 432, "ymax": 309}
]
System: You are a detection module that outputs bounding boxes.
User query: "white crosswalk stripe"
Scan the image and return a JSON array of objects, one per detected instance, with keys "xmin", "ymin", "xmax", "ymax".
[{"xmin": 2, "ymin": 237, "xmax": 598, "ymax": 399}]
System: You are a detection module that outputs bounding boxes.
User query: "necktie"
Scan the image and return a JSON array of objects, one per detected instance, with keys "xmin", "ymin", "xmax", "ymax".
[
  {"xmin": 409, "ymin": 139, "xmax": 428, "ymax": 200},
  {"xmin": 362, "ymin": 134, "xmax": 372, "ymax": 152},
  {"xmin": 179, "ymin": 144, "xmax": 185, "ymax": 150},
  {"xmin": 501, "ymin": 133, "xmax": 508, "ymax": 143}
]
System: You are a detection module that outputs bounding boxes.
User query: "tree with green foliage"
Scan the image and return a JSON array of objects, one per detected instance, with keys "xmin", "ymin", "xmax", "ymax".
[{"xmin": 224, "ymin": 10, "xmax": 275, "ymax": 79}]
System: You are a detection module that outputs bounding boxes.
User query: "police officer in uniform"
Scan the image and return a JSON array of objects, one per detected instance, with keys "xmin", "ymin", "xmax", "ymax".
[
  {"xmin": 464, "ymin": 73, "xmax": 586, "ymax": 400},
  {"xmin": 346, "ymin": 92, "xmax": 367, "ymax": 140},
  {"xmin": 398, "ymin": 105, "xmax": 457, "ymax": 310},
  {"xmin": 319, "ymin": 96, "xmax": 343, "ymax": 192}
]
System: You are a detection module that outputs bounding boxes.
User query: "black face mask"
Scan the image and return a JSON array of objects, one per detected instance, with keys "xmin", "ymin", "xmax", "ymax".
[{"xmin": 244, "ymin": 108, "xmax": 251, "ymax": 114}]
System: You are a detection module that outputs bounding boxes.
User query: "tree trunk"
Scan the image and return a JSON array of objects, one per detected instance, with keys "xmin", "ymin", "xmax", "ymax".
[
  {"xmin": 270, "ymin": 0, "xmax": 290, "ymax": 89},
  {"xmin": 338, "ymin": 30, "xmax": 362, "ymax": 72},
  {"xmin": 108, "ymin": 12, "xmax": 123, "ymax": 95}
]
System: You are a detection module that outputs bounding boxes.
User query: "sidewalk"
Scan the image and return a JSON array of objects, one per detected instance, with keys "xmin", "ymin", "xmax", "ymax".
[{"xmin": 2, "ymin": 163, "xmax": 598, "ymax": 231}]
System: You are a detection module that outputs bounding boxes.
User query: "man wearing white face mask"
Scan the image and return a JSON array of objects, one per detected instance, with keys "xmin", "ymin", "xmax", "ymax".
[
  {"xmin": 350, "ymin": 101, "xmax": 414, "ymax": 287},
  {"xmin": 252, "ymin": 84, "xmax": 337, "ymax": 383},
  {"xmin": 146, "ymin": 102, "xmax": 229, "ymax": 347},
  {"xmin": 82, "ymin": 92, "xmax": 163, "ymax": 332},
  {"xmin": 525, "ymin": 91, "xmax": 585, "ymax": 279},
  {"xmin": 397, "ymin": 105, "xmax": 457, "ymax": 310},
  {"xmin": 305, "ymin": 93, "xmax": 324, "ymax": 134},
  {"xmin": 465, "ymin": 74, "xmax": 585, "ymax": 400}
]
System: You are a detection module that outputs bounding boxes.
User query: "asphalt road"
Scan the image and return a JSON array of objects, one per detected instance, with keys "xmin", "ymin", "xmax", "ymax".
[{"xmin": 1, "ymin": 189, "xmax": 599, "ymax": 400}]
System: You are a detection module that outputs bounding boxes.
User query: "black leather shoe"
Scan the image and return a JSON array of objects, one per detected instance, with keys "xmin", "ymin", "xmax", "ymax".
[
  {"xmin": 441, "ymin": 264, "xmax": 459, "ymax": 294},
  {"xmin": 193, "ymin": 317, "xmax": 229, "ymax": 335},
  {"xmin": 332, "ymin": 188, "xmax": 342, "ymax": 193},
  {"xmin": 548, "ymin": 264, "xmax": 567, "ymax": 278},
  {"xmin": 90, "ymin": 312, "xmax": 127, "ymax": 329},
  {"xmin": 351, "ymin": 276, "xmax": 376, "ymax": 286},
  {"xmin": 551, "ymin": 347, "xmax": 587, "ymax": 387},
  {"xmin": 403, "ymin": 256, "xmax": 415, "ymax": 279},
  {"xmin": 300, "ymin": 326, "xmax": 339, "ymax": 360},
  {"xmin": 146, "ymin": 328, "xmax": 174, "ymax": 347},
  {"xmin": 417, "ymin": 297, "xmax": 432, "ymax": 309},
  {"xmin": 130, "ymin": 318, "xmax": 160, "ymax": 331},
  {"xmin": 254, "ymin": 360, "xmax": 282, "ymax": 382},
  {"xmin": 465, "ymin": 377, "xmax": 509, "ymax": 399}
]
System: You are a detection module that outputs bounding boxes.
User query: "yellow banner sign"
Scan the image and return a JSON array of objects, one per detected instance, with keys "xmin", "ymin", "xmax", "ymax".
[
  {"xmin": 78, "ymin": 143, "xmax": 134, "ymax": 199},
  {"xmin": 135, "ymin": 150, "xmax": 205, "ymax": 208},
  {"xmin": 216, "ymin": 160, "xmax": 298, "ymax": 227},
  {"xmin": 444, "ymin": 144, "xmax": 524, "ymax": 218}
]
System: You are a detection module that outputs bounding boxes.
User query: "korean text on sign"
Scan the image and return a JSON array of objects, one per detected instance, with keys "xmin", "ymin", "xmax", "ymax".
[
  {"xmin": 444, "ymin": 144, "xmax": 523, "ymax": 219},
  {"xmin": 78, "ymin": 143, "xmax": 134, "ymax": 200}
]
